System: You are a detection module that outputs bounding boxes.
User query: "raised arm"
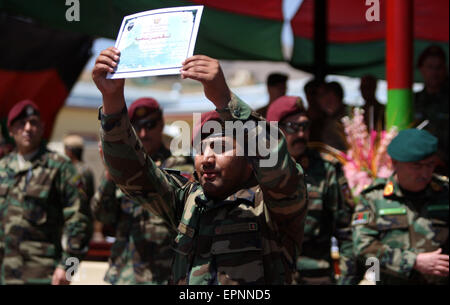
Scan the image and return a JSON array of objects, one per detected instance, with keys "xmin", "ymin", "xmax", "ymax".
[
  {"xmin": 92, "ymin": 48, "xmax": 185, "ymax": 231},
  {"xmin": 181, "ymin": 55, "xmax": 308, "ymax": 247}
]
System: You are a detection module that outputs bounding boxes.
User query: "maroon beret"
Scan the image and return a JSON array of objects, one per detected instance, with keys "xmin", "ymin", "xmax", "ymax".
[
  {"xmin": 192, "ymin": 111, "xmax": 222, "ymax": 143},
  {"xmin": 128, "ymin": 97, "xmax": 161, "ymax": 122},
  {"xmin": 266, "ymin": 96, "xmax": 306, "ymax": 122},
  {"xmin": 7, "ymin": 99, "xmax": 40, "ymax": 128}
]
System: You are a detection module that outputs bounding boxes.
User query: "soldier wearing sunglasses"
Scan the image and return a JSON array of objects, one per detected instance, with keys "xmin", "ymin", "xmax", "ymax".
[{"xmin": 267, "ymin": 96, "xmax": 355, "ymax": 285}]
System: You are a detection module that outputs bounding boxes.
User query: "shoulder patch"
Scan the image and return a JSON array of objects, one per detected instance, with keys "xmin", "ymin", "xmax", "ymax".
[
  {"xmin": 351, "ymin": 211, "xmax": 371, "ymax": 226},
  {"xmin": 383, "ymin": 181, "xmax": 394, "ymax": 197},
  {"xmin": 430, "ymin": 181, "xmax": 443, "ymax": 192}
]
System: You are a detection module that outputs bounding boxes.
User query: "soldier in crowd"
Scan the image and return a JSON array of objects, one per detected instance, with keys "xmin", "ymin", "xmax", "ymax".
[
  {"xmin": 256, "ymin": 72, "xmax": 288, "ymax": 118},
  {"xmin": 352, "ymin": 128, "xmax": 449, "ymax": 284},
  {"xmin": 359, "ymin": 74, "xmax": 385, "ymax": 131},
  {"xmin": 316, "ymin": 81, "xmax": 348, "ymax": 151},
  {"xmin": 91, "ymin": 97, "xmax": 193, "ymax": 285},
  {"xmin": 414, "ymin": 45, "xmax": 449, "ymax": 175},
  {"xmin": 63, "ymin": 134, "xmax": 95, "ymax": 203},
  {"xmin": 0, "ymin": 100, "xmax": 92, "ymax": 285},
  {"xmin": 266, "ymin": 96, "xmax": 355, "ymax": 284},
  {"xmin": 92, "ymin": 48, "xmax": 308, "ymax": 284}
]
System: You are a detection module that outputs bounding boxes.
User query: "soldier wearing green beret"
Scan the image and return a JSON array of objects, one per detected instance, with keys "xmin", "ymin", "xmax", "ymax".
[{"xmin": 352, "ymin": 128, "xmax": 449, "ymax": 284}]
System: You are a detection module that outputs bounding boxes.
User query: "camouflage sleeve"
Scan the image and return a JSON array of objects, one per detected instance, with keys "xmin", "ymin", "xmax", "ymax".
[
  {"xmin": 83, "ymin": 168, "xmax": 95, "ymax": 203},
  {"xmin": 352, "ymin": 197, "xmax": 417, "ymax": 279},
  {"xmin": 99, "ymin": 106, "xmax": 184, "ymax": 231},
  {"xmin": 57, "ymin": 161, "xmax": 93, "ymax": 270},
  {"xmin": 91, "ymin": 174, "xmax": 120, "ymax": 225},
  {"xmin": 217, "ymin": 94, "xmax": 308, "ymax": 247},
  {"xmin": 325, "ymin": 162, "xmax": 340, "ymax": 234}
]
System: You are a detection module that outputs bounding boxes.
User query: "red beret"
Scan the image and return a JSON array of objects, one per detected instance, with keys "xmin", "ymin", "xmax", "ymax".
[
  {"xmin": 128, "ymin": 97, "xmax": 161, "ymax": 122},
  {"xmin": 192, "ymin": 111, "xmax": 222, "ymax": 143},
  {"xmin": 266, "ymin": 96, "xmax": 306, "ymax": 122},
  {"xmin": 7, "ymin": 99, "xmax": 40, "ymax": 128}
]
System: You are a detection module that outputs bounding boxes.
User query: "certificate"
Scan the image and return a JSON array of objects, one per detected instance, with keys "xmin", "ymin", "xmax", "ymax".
[{"xmin": 108, "ymin": 6, "xmax": 204, "ymax": 79}]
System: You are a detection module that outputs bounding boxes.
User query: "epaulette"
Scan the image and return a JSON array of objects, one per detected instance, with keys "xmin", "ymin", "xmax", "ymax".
[
  {"xmin": 432, "ymin": 174, "xmax": 449, "ymax": 184},
  {"xmin": 430, "ymin": 174, "xmax": 449, "ymax": 192},
  {"xmin": 319, "ymin": 151, "xmax": 340, "ymax": 165},
  {"xmin": 360, "ymin": 178, "xmax": 387, "ymax": 195},
  {"xmin": 163, "ymin": 168, "xmax": 190, "ymax": 188}
]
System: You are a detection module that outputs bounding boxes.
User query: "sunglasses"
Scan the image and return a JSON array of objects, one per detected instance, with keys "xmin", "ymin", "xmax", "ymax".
[
  {"xmin": 132, "ymin": 118, "xmax": 160, "ymax": 131},
  {"xmin": 280, "ymin": 121, "xmax": 311, "ymax": 134}
]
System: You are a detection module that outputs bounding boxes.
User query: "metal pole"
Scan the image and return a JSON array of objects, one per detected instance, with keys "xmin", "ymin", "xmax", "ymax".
[{"xmin": 386, "ymin": 0, "xmax": 414, "ymax": 130}]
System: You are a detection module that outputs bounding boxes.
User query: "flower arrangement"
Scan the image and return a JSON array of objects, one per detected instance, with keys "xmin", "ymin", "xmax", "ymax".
[
  {"xmin": 310, "ymin": 107, "xmax": 398, "ymax": 198},
  {"xmin": 339, "ymin": 108, "xmax": 398, "ymax": 196}
]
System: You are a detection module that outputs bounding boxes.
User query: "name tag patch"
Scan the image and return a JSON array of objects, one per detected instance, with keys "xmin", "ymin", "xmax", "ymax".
[{"xmin": 379, "ymin": 208, "xmax": 407, "ymax": 216}]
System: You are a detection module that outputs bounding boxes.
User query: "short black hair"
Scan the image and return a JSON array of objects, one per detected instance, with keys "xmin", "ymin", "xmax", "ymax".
[
  {"xmin": 267, "ymin": 73, "xmax": 288, "ymax": 86},
  {"xmin": 65, "ymin": 147, "xmax": 83, "ymax": 161},
  {"xmin": 417, "ymin": 45, "xmax": 447, "ymax": 68},
  {"xmin": 304, "ymin": 79, "xmax": 324, "ymax": 96}
]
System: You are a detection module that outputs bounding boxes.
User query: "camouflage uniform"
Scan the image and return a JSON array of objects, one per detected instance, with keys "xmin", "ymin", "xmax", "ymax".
[
  {"xmin": 91, "ymin": 146, "xmax": 193, "ymax": 285},
  {"xmin": 0, "ymin": 145, "xmax": 93, "ymax": 284},
  {"xmin": 295, "ymin": 149, "xmax": 353, "ymax": 284},
  {"xmin": 74, "ymin": 162, "xmax": 95, "ymax": 203},
  {"xmin": 352, "ymin": 174, "xmax": 449, "ymax": 284},
  {"xmin": 100, "ymin": 94, "xmax": 308, "ymax": 285}
]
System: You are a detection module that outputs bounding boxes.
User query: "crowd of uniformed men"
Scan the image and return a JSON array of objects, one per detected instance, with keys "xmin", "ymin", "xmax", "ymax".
[{"xmin": 0, "ymin": 45, "xmax": 448, "ymax": 285}]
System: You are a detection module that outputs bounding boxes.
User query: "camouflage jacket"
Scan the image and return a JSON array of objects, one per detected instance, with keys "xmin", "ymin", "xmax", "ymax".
[
  {"xmin": 352, "ymin": 174, "xmax": 449, "ymax": 285},
  {"xmin": 0, "ymin": 145, "xmax": 93, "ymax": 284},
  {"xmin": 100, "ymin": 94, "xmax": 308, "ymax": 285},
  {"xmin": 91, "ymin": 146, "xmax": 194, "ymax": 285},
  {"xmin": 317, "ymin": 152, "xmax": 360, "ymax": 285},
  {"xmin": 296, "ymin": 149, "xmax": 352, "ymax": 282}
]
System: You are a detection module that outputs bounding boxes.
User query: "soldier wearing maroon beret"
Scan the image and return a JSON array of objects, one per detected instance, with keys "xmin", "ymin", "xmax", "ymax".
[
  {"xmin": 0, "ymin": 99, "xmax": 93, "ymax": 285},
  {"xmin": 267, "ymin": 96, "xmax": 356, "ymax": 285}
]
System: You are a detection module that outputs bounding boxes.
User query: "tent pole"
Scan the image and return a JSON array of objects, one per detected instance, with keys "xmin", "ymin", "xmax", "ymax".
[{"xmin": 386, "ymin": 0, "xmax": 414, "ymax": 130}]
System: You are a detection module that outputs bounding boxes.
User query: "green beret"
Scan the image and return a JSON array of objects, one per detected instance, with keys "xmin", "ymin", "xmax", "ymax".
[{"xmin": 387, "ymin": 129, "xmax": 438, "ymax": 162}]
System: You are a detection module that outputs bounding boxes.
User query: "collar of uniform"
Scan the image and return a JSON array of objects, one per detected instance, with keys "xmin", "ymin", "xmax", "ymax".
[
  {"xmin": 384, "ymin": 174, "xmax": 434, "ymax": 200},
  {"xmin": 8, "ymin": 143, "xmax": 48, "ymax": 173},
  {"xmin": 195, "ymin": 187, "xmax": 256, "ymax": 210}
]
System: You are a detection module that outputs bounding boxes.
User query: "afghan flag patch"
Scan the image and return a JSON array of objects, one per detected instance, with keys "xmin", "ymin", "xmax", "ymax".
[{"xmin": 351, "ymin": 211, "xmax": 370, "ymax": 226}]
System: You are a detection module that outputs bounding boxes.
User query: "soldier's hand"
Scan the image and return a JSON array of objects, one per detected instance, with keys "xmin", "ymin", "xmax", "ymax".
[
  {"xmin": 52, "ymin": 267, "xmax": 71, "ymax": 285},
  {"xmin": 181, "ymin": 55, "xmax": 231, "ymax": 110},
  {"xmin": 414, "ymin": 248, "xmax": 449, "ymax": 277},
  {"xmin": 92, "ymin": 47, "xmax": 126, "ymax": 114}
]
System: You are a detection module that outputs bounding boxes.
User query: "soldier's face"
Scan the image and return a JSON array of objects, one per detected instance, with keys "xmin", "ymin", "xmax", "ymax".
[
  {"xmin": 280, "ymin": 113, "xmax": 310, "ymax": 160},
  {"xmin": 132, "ymin": 112, "xmax": 164, "ymax": 156},
  {"xmin": 394, "ymin": 155, "xmax": 437, "ymax": 192},
  {"xmin": 268, "ymin": 83, "xmax": 287, "ymax": 101},
  {"xmin": 420, "ymin": 56, "xmax": 447, "ymax": 90},
  {"xmin": 9, "ymin": 115, "xmax": 43, "ymax": 155},
  {"xmin": 195, "ymin": 135, "xmax": 252, "ymax": 199}
]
